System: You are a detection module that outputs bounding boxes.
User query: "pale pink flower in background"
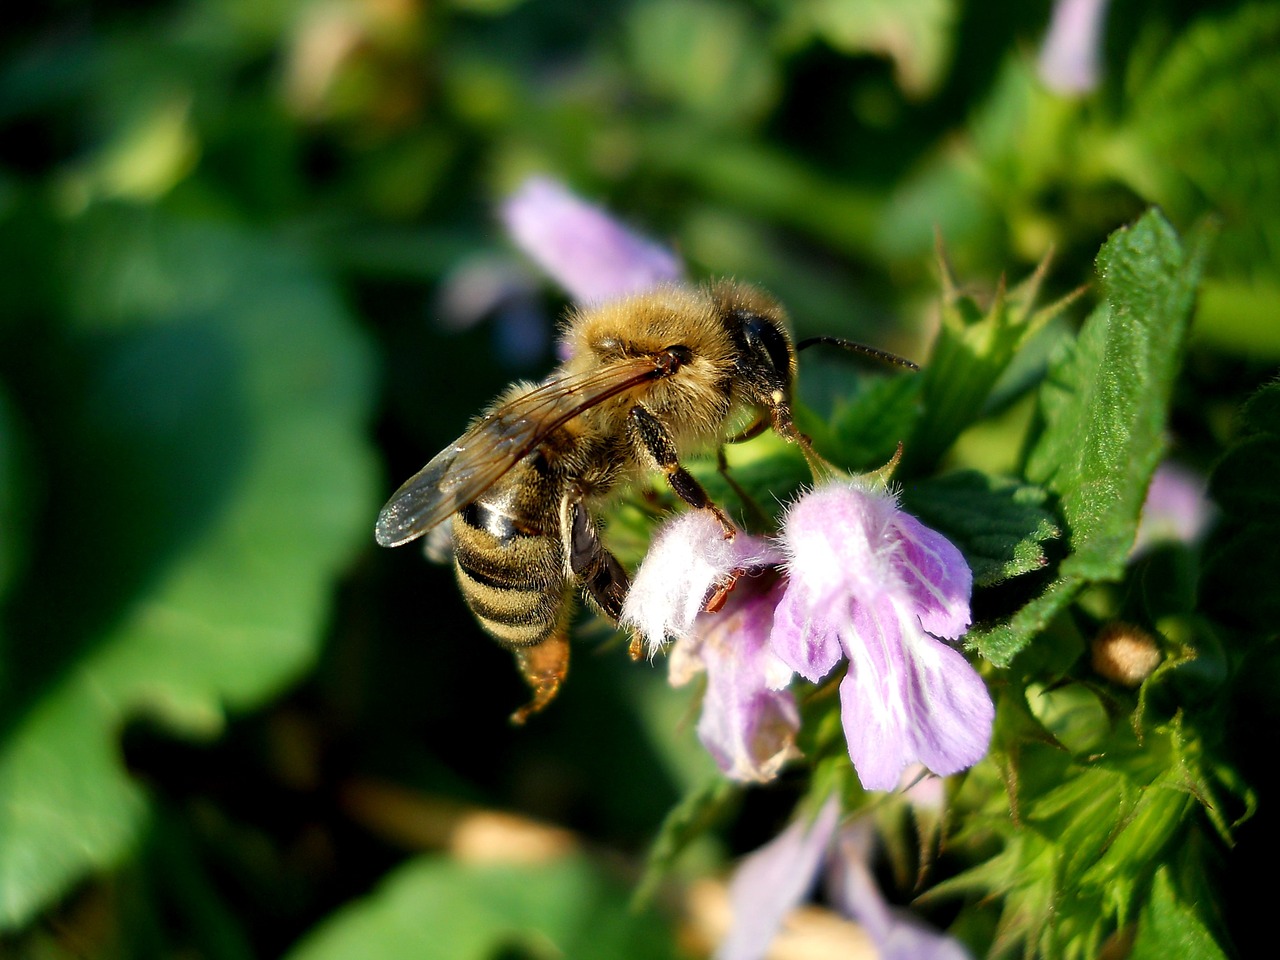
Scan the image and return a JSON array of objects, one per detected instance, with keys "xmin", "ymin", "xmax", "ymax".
[
  {"xmin": 499, "ymin": 176, "xmax": 684, "ymax": 304},
  {"xmin": 1038, "ymin": 0, "xmax": 1113, "ymax": 94},
  {"xmin": 718, "ymin": 797, "xmax": 972, "ymax": 960},
  {"xmin": 1131, "ymin": 461, "xmax": 1216, "ymax": 557},
  {"xmin": 826, "ymin": 819, "xmax": 973, "ymax": 960}
]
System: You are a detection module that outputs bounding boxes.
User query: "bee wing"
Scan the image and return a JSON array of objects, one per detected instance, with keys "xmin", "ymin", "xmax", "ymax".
[{"xmin": 375, "ymin": 356, "xmax": 665, "ymax": 547}]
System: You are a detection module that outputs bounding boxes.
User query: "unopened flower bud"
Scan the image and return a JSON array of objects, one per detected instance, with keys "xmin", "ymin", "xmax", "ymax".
[{"xmin": 1091, "ymin": 622, "xmax": 1162, "ymax": 687}]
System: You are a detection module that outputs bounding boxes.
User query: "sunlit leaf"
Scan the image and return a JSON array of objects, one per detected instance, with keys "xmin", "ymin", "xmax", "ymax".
[
  {"xmin": 973, "ymin": 210, "xmax": 1210, "ymax": 663},
  {"xmin": 286, "ymin": 855, "xmax": 675, "ymax": 960},
  {"xmin": 0, "ymin": 209, "xmax": 378, "ymax": 930}
]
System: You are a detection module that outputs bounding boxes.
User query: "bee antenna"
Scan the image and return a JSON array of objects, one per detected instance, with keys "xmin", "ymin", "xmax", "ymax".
[{"xmin": 795, "ymin": 336, "xmax": 919, "ymax": 371}]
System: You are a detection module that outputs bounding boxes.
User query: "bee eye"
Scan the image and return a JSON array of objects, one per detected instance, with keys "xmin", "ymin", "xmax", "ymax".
[{"xmin": 741, "ymin": 315, "xmax": 791, "ymax": 375}]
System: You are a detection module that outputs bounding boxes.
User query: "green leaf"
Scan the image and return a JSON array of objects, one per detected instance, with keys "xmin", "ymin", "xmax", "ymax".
[
  {"xmin": 900, "ymin": 471, "xmax": 1060, "ymax": 589},
  {"xmin": 627, "ymin": 0, "xmax": 778, "ymax": 128},
  {"xmin": 1117, "ymin": 3, "xmax": 1280, "ymax": 282},
  {"xmin": 1029, "ymin": 210, "xmax": 1210, "ymax": 579},
  {"xmin": 968, "ymin": 577, "xmax": 1077, "ymax": 666},
  {"xmin": 976, "ymin": 210, "xmax": 1209, "ymax": 663},
  {"xmin": 783, "ymin": 0, "xmax": 958, "ymax": 97},
  {"xmin": 0, "ymin": 209, "xmax": 378, "ymax": 930},
  {"xmin": 1129, "ymin": 868, "xmax": 1229, "ymax": 960},
  {"xmin": 826, "ymin": 372, "xmax": 923, "ymax": 472},
  {"xmin": 286, "ymin": 855, "xmax": 676, "ymax": 960},
  {"xmin": 633, "ymin": 777, "xmax": 739, "ymax": 910}
]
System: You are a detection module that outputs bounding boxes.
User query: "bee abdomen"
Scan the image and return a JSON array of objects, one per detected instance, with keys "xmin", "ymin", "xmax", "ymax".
[{"xmin": 453, "ymin": 502, "xmax": 566, "ymax": 649}]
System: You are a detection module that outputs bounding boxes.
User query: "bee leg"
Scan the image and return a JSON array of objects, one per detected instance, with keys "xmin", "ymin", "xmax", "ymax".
[
  {"xmin": 629, "ymin": 405, "xmax": 737, "ymax": 538},
  {"xmin": 566, "ymin": 500, "xmax": 630, "ymax": 621},
  {"xmin": 715, "ymin": 446, "xmax": 770, "ymax": 530},
  {"xmin": 509, "ymin": 631, "xmax": 570, "ymax": 726}
]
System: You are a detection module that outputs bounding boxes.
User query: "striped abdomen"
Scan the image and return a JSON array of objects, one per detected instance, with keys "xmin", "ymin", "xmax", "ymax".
[{"xmin": 450, "ymin": 497, "xmax": 570, "ymax": 649}]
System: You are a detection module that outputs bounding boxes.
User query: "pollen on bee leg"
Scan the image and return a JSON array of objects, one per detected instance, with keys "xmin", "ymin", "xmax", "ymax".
[
  {"xmin": 703, "ymin": 568, "xmax": 746, "ymax": 613},
  {"xmin": 509, "ymin": 632, "xmax": 571, "ymax": 725}
]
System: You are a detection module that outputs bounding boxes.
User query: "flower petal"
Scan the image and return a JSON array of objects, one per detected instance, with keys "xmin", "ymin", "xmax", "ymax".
[
  {"xmin": 770, "ymin": 579, "xmax": 843, "ymax": 683},
  {"xmin": 692, "ymin": 576, "xmax": 800, "ymax": 782},
  {"xmin": 717, "ymin": 797, "xmax": 840, "ymax": 960},
  {"xmin": 838, "ymin": 598, "xmax": 993, "ymax": 791},
  {"xmin": 621, "ymin": 510, "xmax": 783, "ymax": 657},
  {"xmin": 888, "ymin": 511, "xmax": 971, "ymax": 639},
  {"xmin": 781, "ymin": 479, "xmax": 901, "ymax": 608},
  {"xmin": 828, "ymin": 821, "xmax": 973, "ymax": 960},
  {"xmin": 1037, "ymin": 0, "xmax": 1112, "ymax": 95},
  {"xmin": 500, "ymin": 176, "xmax": 684, "ymax": 304},
  {"xmin": 1132, "ymin": 460, "xmax": 1216, "ymax": 557}
]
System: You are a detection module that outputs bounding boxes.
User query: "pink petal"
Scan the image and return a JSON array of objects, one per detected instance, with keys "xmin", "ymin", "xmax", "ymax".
[
  {"xmin": 1037, "ymin": 0, "xmax": 1112, "ymax": 95},
  {"xmin": 499, "ymin": 176, "xmax": 684, "ymax": 304},
  {"xmin": 717, "ymin": 797, "xmax": 841, "ymax": 960},
  {"xmin": 692, "ymin": 576, "xmax": 800, "ymax": 783},
  {"xmin": 828, "ymin": 821, "xmax": 973, "ymax": 960},
  {"xmin": 781, "ymin": 480, "xmax": 901, "ymax": 607},
  {"xmin": 839, "ymin": 599, "xmax": 993, "ymax": 791},
  {"xmin": 889, "ymin": 512, "xmax": 972, "ymax": 639},
  {"xmin": 1131, "ymin": 461, "xmax": 1216, "ymax": 557},
  {"xmin": 621, "ymin": 510, "xmax": 784, "ymax": 657},
  {"xmin": 770, "ymin": 579, "xmax": 843, "ymax": 683}
]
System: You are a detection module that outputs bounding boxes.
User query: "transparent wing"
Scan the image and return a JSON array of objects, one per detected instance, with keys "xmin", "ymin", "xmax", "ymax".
[{"xmin": 375, "ymin": 356, "xmax": 664, "ymax": 547}]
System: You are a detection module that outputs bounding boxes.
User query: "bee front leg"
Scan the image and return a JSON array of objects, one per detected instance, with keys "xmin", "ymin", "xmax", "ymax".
[{"xmin": 628, "ymin": 405, "xmax": 736, "ymax": 538}]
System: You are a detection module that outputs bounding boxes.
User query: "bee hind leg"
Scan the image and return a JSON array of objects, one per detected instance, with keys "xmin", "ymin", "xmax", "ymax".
[{"xmin": 509, "ymin": 631, "xmax": 570, "ymax": 726}]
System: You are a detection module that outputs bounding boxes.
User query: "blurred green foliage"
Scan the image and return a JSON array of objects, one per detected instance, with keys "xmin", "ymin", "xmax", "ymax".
[{"xmin": 0, "ymin": 0, "xmax": 1276, "ymax": 958}]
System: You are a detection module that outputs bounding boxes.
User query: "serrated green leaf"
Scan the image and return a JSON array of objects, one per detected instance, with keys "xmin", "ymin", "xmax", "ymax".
[
  {"xmin": 0, "ymin": 210, "xmax": 378, "ymax": 930},
  {"xmin": 977, "ymin": 211, "xmax": 1209, "ymax": 664},
  {"xmin": 968, "ymin": 576, "xmax": 1077, "ymax": 666},
  {"xmin": 286, "ymin": 855, "xmax": 675, "ymax": 960},
  {"xmin": 1028, "ymin": 210, "xmax": 1209, "ymax": 579},
  {"xmin": 1130, "ymin": 868, "xmax": 1229, "ymax": 960},
  {"xmin": 900, "ymin": 471, "xmax": 1060, "ymax": 589}
]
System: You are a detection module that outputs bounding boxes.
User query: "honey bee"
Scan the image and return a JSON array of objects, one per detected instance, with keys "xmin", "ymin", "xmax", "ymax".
[{"xmin": 376, "ymin": 281, "xmax": 889, "ymax": 722}]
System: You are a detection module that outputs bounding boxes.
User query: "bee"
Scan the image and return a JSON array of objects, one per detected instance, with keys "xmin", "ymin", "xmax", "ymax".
[{"xmin": 376, "ymin": 281, "xmax": 903, "ymax": 722}]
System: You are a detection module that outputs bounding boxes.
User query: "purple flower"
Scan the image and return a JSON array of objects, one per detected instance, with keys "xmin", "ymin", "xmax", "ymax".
[
  {"xmin": 774, "ymin": 480, "xmax": 992, "ymax": 792},
  {"xmin": 626, "ymin": 481, "xmax": 994, "ymax": 792},
  {"xmin": 718, "ymin": 797, "xmax": 972, "ymax": 960},
  {"xmin": 499, "ymin": 176, "xmax": 684, "ymax": 304},
  {"xmin": 1131, "ymin": 461, "xmax": 1216, "ymax": 557},
  {"xmin": 622, "ymin": 512, "xmax": 800, "ymax": 782},
  {"xmin": 1037, "ymin": 0, "xmax": 1112, "ymax": 95}
]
